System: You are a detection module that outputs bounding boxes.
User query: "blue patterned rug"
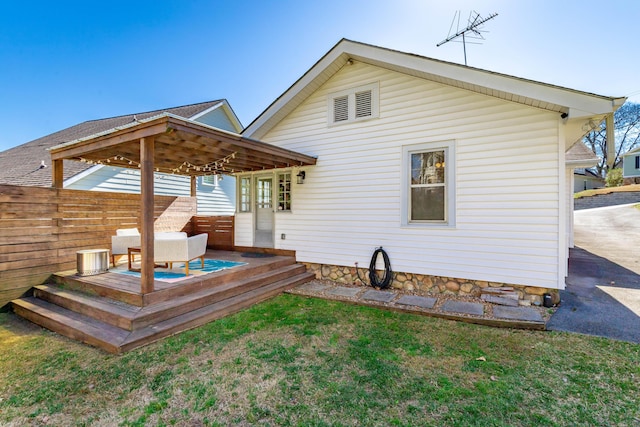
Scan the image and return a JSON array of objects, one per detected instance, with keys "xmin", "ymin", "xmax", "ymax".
[{"xmin": 110, "ymin": 258, "xmax": 246, "ymax": 282}]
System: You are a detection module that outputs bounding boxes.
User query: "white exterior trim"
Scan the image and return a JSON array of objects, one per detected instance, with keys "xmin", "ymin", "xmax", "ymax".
[
  {"xmin": 63, "ymin": 164, "xmax": 104, "ymax": 186},
  {"xmin": 327, "ymin": 81, "xmax": 379, "ymax": 126},
  {"xmin": 400, "ymin": 140, "xmax": 456, "ymax": 228},
  {"xmin": 189, "ymin": 101, "xmax": 223, "ymax": 121},
  {"xmin": 189, "ymin": 100, "xmax": 243, "ymax": 132},
  {"xmin": 244, "ymin": 39, "xmax": 625, "ymax": 140}
]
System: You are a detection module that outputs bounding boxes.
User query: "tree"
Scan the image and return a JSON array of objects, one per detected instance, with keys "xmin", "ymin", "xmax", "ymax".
[{"xmin": 583, "ymin": 102, "xmax": 640, "ymax": 178}]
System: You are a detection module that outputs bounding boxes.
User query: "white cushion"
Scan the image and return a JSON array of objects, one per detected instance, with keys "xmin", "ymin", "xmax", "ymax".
[
  {"xmin": 156, "ymin": 231, "xmax": 188, "ymax": 240},
  {"xmin": 116, "ymin": 228, "xmax": 140, "ymax": 236}
]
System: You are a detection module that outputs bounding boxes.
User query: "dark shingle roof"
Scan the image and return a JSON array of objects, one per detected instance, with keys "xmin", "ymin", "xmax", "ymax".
[
  {"xmin": 566, "ymin": 141, "xmax": 599, "ymax": 164},
  {"xmin": 0, "ymin": 100, "xmax": 223, "ymax": 187}
]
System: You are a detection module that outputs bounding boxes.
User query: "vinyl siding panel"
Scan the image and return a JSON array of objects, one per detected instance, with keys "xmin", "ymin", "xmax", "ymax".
[
  {"xmin": 195, "ymin": 107, "xmax": 238, "ymax": 131},
  {"xmin": 235, "ymin": 213, "xmax": 253, "ymax": 246},
  {"xmin": 65, "ymin": 167, "xmax": 236, "ymax": 215},
  {"xmin": 258, "ymin": 62, "xmax": 563, "ymax": 289},
  {"xmin": 623, "ymin": 154, "xmax": 640, "ymax": 177}
]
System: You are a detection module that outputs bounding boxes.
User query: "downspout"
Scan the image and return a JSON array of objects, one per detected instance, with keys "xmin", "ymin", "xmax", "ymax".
[
  {"xmin": 557, "ymin": 119, "xmax": 568, "ymax": 288},
  {"xmin": 606, "ymin": 113, "xmax": 615, "ymax": 170}
]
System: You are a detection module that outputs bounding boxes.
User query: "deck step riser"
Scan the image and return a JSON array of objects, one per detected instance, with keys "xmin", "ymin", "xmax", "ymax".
[
  {"xmin": 133, "ymin": 265, "xmax": 308, "ymax": 328},
  {"xmin": 121, "ymin": 272, "xmax": 315, "ymax": 352},
  {"xmin": 51, "ymin": 275, "xmax": 143, "ymax": 306},
  {"xmin": 52, "ymin": 257, "xmax": 296, "ymax": 307},
  {"xmin": 12, "ymin": 299, "xmax": 123, "ymax": 354},
  {"xmin": 33, "ymin": 287, "xmax": 136, "ymax": 331},
  {"xmin": 142, "ymin": 258, "xmax": 297, "ymax": 305},
  {"xmin": 12, "ymin": 272, "xmax": 314, "ymax": 354},
  {"xmin": 37, "ymin": 264, "xmax": 307, "ymax": 331}
]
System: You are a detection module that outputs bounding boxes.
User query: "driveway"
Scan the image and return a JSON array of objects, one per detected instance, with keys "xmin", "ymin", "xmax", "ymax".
[{"xmin": 547, "ymin": 204, "xmax": 640, "ymax": 343}]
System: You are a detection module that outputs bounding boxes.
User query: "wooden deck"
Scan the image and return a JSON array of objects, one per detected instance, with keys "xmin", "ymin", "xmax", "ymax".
[{"xmin": 11, "ymin": 250, "xmax": 314, "ymax": 353}]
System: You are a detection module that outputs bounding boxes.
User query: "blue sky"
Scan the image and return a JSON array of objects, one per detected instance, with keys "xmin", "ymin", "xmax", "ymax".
[{"xmin": 1, "ymin": 0, "xmax": 638, "ymax": 151}]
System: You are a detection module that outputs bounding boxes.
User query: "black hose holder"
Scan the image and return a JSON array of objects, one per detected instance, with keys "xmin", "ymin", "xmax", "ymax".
[{"xmin": 368, "ymin": 247, "xmax": 393, "ymax": 289}]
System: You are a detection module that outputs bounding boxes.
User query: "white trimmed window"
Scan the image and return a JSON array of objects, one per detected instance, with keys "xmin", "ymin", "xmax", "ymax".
[
  {"xmin": 277, "ymin": 172, "xmax": 291, "ymax": 211},
  {"xmin": 401, "ymin": 141, "xmax": 455, "ymax": 227},
  {"xmin": 328, "ymin": 82, "xmax": 379, "ymax": 125},
  {"xmin": 202, "ymin": 174, "xmax": 219, "ymax": 187},
  {"xmin": 239, "ymin": 176, "xmax": 251, "ymax": 212}
]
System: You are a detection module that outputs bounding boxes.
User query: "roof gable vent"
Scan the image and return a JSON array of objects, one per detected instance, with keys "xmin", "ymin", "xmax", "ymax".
[
  {"xmin": 327, "ymin": 82, "xmax": 379, "ymax": 126},
  {"xmin": 355, "ymin": 90, "xmax": 372, "ymax": 118},
  {"xmin": 333, "ymin": 96, "xmax": 349, "ymax": 122}
]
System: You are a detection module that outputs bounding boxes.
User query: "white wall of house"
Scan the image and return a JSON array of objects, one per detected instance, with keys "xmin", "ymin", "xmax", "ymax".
[
  {"xmin": 242, "ymin": 61, "xmax": 565, "ymax": 289},
  {"xmin": 573, "ymin": 169, "xmax": 604, "ymax": 192}
]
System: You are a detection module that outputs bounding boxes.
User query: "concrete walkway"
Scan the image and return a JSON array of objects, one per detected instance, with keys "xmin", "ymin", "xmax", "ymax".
[
  {"xmin": 547, "ymin": 204, "xmax": 640, "ymax": 343},
  {"xmin": 288, "ymin": 282, "xmax": 547, "ymax": 330}
]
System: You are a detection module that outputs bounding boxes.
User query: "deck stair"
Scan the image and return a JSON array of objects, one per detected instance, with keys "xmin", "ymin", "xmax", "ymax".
[{"xmin": 11, "ymin": 254, "xmax": 314, "ymax": 354}]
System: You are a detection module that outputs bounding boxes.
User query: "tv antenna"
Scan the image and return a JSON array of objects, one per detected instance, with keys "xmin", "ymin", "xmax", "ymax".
[{"xmin": 436, "ymin": 11, "xmax": 498, "ymax": 65}]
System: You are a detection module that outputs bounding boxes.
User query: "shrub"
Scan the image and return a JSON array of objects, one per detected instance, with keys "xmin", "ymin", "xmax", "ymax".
[{"xmin": 605, "ymin": 168, "xmax": 623, "ymax": 187}]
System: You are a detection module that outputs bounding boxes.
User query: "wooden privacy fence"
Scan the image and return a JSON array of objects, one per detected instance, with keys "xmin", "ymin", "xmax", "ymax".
[
  {"xmin": 0, "ymin": 184, "xmax": 234, "ymax": 308},
  {"xmin": 192, "ymin": 215, "xmax": 235, "ymax": 250}
]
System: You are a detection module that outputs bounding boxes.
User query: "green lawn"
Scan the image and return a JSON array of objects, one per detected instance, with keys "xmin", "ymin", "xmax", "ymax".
[{"xmin": 1, "ymin": 294, "xmax": 639, "ymax": 426}]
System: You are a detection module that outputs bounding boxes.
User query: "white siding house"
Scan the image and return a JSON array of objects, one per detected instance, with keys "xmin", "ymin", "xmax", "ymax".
[{"xmin": 237, "ymin": 39, "xmax": 624, "ymax": 295}]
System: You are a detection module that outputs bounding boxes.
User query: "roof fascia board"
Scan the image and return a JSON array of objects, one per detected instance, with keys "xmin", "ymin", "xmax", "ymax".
[
  {"xmin": 49, "ymin": 118, "xmax": 170, "ymax": 160},
  {"xmin": 566, "ymin": 158, "xmax": 599, "ymax": 168},
  {"xmin": 63, "ymin": 164, "xmax": 103, "ymax": 186},
  {"xmin": 343, "ymin": 41, "xmax": 623, "ymax": 118},
  {"xmin": 245, "ymin": 39, "xmax": 626, "ymax": 138},
  {"xmin": 622, "ymin": 146, "xmax": 640, "ymax": 156},
  {"xmin": 189, "ymin": 100, "xmax": 244, "ymax": 132},
  {"xmin": 188, "ymin": 101, "xmax": 223, "ymax": 121}
]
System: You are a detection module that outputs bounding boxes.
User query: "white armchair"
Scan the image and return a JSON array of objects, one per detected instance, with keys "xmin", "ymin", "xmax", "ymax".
[
  {"xmin": 111, "ymin": 228, "xmax": 140, "ymax": 266},
  {"xmin": 154, "ymin": 233, "xmax": 208, "ymax": 275}
]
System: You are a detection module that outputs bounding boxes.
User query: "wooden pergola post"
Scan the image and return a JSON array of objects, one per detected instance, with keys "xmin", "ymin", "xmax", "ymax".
[
  {"xmin": 190, "ymin": 176, "xmax": 197, "ymax": 197},
  {"xmin": 140, "ymin": 137, "xmax": 155, "ymax": 294},
  {"xmin": 52, "ymin": 159, "xmax": 64, "ymax": 188}
]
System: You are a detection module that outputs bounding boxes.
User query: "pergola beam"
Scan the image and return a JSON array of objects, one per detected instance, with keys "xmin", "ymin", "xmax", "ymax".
[{"xmin": 50, "ymin": 121, "xmax": 169, "ymax": 161}]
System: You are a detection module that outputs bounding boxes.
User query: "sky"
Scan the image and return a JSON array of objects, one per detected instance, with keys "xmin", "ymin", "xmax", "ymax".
[{"xmin": 1, "ymin": 0, "xmax": 639, "ymax": 152}]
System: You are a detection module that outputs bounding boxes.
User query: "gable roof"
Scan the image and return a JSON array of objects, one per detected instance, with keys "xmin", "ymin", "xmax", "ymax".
[
  {"xmin": 566, "ymin": 142, "xmax": 599, "ymax": 168},
  {"xmin": 0, "ymin": 100, "xmax": 231, "ymax": 187},
  {"xmin": 622, "ymin": 146, "xmax": 640, "ymax": 157},
  {"xmin": 243, "ymin": 38, "xmax": 626, "ymax": 140}
]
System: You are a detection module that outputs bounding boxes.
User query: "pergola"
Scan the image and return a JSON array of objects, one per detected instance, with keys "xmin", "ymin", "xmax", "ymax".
[{"xmin": 48, "ymin": 113, "xmax": 316, "ymax": 294}]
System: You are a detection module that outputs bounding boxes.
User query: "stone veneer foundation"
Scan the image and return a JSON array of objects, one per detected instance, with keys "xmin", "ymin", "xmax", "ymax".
[{"xmin": 303, "ymin": 262, "xmax": 560, "ymax": 306}]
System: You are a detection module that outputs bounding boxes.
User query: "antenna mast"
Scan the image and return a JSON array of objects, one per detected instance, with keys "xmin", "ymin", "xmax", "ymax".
[{"xmin": 437, "ymin": 11, "xmax": 498, "ymax": 65}]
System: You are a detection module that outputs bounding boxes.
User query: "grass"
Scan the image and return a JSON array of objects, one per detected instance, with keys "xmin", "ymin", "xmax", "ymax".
[
  {"xmin": 1, "ymin": 295, "xmax": 639, "ymax": 426},
  {"xmin": 574, "ymin": 183, "xmax": 640, "ymax": 199}
]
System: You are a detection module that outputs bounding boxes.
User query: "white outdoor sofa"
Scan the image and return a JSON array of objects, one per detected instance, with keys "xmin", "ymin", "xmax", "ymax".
[{"xmin": 111, "ymin": 229, "xmax": 208, "ymax": 275}]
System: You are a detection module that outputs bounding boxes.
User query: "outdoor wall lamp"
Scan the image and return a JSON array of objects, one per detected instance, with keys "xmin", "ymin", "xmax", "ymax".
[{"xmin": 296, "ymin": 170, "xmax": 306, "ymax": 184}]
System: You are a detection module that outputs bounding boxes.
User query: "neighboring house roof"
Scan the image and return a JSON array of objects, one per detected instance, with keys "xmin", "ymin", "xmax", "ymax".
[
  {"xmin": 622, "ymin": 146, "xmax": 640, "ymax": 157},
  {"xmin": 566, "ymin": 142, "xmax": 599, "ymax": 168},
  {"xmin": 243, "ymin": 38, "xmax": 625, "ymax": 143},
  {"xmin": 0, "ymin": 100, "xmax": 236, "ymax": 187},
  {"xmin": 574, "ymin": 168, "xmax": 602, "ymax": 179}
]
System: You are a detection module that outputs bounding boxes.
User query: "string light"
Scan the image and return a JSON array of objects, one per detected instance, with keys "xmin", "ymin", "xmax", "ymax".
[{"xmin": 76, "ymin": 151, "xmax": 238, "ymax": 175}]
